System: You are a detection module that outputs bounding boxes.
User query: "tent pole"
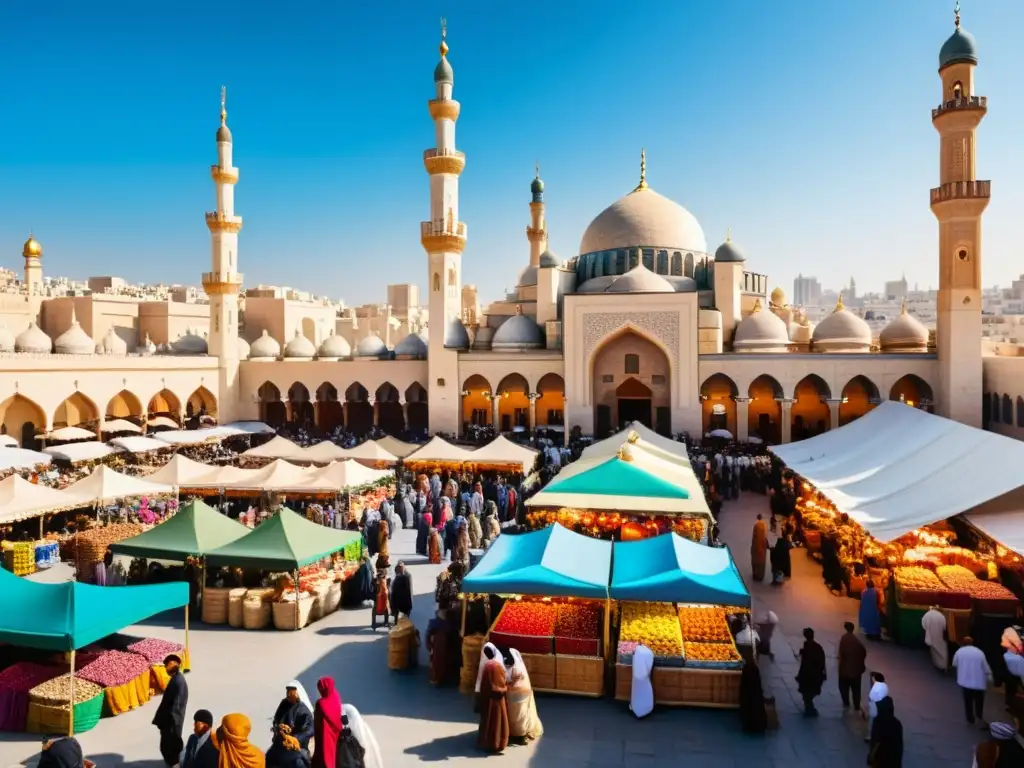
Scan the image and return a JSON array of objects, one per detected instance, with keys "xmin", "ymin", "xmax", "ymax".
[
  {"xmin": 40, "ymin": 513, "xmax": 45, "ymax": 540},
  {"xmin": 603, "ymin": 598, "xmax": 611, "ymax": 661},
  {"xmin": 68, "ymin": 650, "xmax": 76, "ymax": 736},
  {"xmin": 460, "ymin": 594, "xmax": 467, "ymax": 637},
  {"xmin": 184, "ymin": 603, "xmax": 190, "ymax": 672},
  {"xmin": 294, "ymin": 569, "xmax": 300, "ymax": 630}
]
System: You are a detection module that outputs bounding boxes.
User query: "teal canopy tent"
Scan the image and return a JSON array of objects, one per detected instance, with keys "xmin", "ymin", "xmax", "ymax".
[
  {"xmin": 462, "ymin": 523, "xmax": 611, "ymax": 598},
  {"xmin": 204, "ymin": 507, "xmax": 361, "ymax": 570},
  {"xmin": 0, "ymin": 568, "xmax": 188, "ymax": 651},
  {"xmin": 109, "ymin": 499, "xmax": 249, "ymax": 560},
  {"xmin": 611, "ymin": 534, "xmax": 750, "ymax": 608}
]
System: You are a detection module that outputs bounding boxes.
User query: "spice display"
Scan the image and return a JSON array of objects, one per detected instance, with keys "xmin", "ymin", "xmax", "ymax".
[
  {"xmin": 77, "ymin": 650, "xmax": 151, "ymax": 688},
  {"xmin": 619, "ymin": 603, "xmax": 683, "ymax": 658},
  {"xmin": 677, "ymin": 606, "xmax": 732, "ymax": 643},
  {"xmin": 125, "ymin": 638, "xmax": 185, "ymax": 665},
  {"xmin": 28, "ymin": 674, "xmax": 104, "ymax": 706},
  {"xmin": 554, "ymin": 603, "xmax": 602, "ymax": 656},
  {"xmin": 894, "ymin": 567, "xmax": 946, "ymax": 591}
]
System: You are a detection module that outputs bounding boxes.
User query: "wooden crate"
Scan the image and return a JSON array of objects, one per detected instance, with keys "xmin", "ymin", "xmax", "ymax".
[
  {"xmin": 652, "ymin": 667, "xmax": 686, "ymax": 704},
  {"xmin": 520, "ymin": 652, "xmax": 555, "ymax": 692},
  {"xmin": 614, "ymin": 663, "xmax": 632, "ymax": 701},
  {"xmin": 554, "ymin": 654, "xmax": 604, "ymax": 697},
  {"xmin": 945, "ymin": 608, "xmax": 972, "ymax": 644},
  {"xmin": 678, "ymin": 668, "xmax": 741, "ymax": 708}
]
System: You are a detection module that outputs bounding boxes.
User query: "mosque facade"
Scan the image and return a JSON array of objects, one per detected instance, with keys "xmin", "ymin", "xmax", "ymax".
[{"xmin": 0, "ymin": 11, "xmax": 1007, "ymax": 447}]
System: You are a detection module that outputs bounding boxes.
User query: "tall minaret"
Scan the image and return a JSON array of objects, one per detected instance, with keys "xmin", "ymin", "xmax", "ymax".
[
  {"xmin": 22, "ymin": 234, "xmax": 43, "ymax": 294},
  {"xmin": 931, "ymin": 2, "xmax": 988, "ymax": 427},
  {"xmin": 204, "ymin": 87, "xmax": 244, "ymax": 422},
  {"xmin": 526, "ymin": 163, "xmax": 547, "ymax": 265},
  {"xmin": 422, "ymin": 19, "xmax": 468, "ymax": 435}
]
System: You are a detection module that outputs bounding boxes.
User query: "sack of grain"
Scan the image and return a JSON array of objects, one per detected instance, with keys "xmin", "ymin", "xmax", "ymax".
[{"xmin": 227, "ymin": 588, "xmax": 248, "ymax": 628}]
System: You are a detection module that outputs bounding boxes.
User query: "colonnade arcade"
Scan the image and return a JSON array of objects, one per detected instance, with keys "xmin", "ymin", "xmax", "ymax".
[
  {"xmin": 699, "ymin": 372, "xmax": 934, "ymax": 444},
  {"xmin": 460, "ymin": 373, "xmax": 565, "ymax": 434},
  {"xmin": 257, "ymin": 380, "xmax": 428, "ymax": 437}
]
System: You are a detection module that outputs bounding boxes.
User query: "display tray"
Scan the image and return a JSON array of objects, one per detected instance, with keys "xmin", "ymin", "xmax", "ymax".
[
  {"xmin": 489, "ymin": 631, "xmax": 553, "ymax": 656},
  {"xmin": 519, "ymin": 652, "xmax": 555, "ymax": 693},
  {"xmin": 652, "ymin": 666, "xmax": 741, "ymax": 708},
  {"xmin": 26, "ymin": 692, "xmax": 105, "ymax": 735},
  {"xmin": 554, "ymin": 636, "xmax": 600, "ymax": 657},
  {"xmin": 553, "ymin": 654, "xmax": 603, "ymax": 697},
  {"xmin": 973, "ymin": 596, "xmax": 1020, "ymax": 616}
]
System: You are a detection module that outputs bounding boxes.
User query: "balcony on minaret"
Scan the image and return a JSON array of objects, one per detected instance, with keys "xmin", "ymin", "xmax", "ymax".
[
  {"xmin": 210, "ymin": 165, "xmax": 240, "ymax": 184},
  {"xmin": 427, "ymin": 98, "xmax": 461, "ymax": 122},
  {"xmin": 932, "ymin": 95, "xmax": 987, "ymax": 120},
  {"xmin": 205, "ymin": 212, "xmax": 244, "ymax": 233},
  {"xmin": 423, "ymin": 149, "xmax": 466, "ymax": 176},
  {"xmin": 930, "ymin": 180, "xmax": 991, "ymax": 205},
  {"xmin": 202, "ymin": 272, "xmax": 244, "ymax": 295},
  {"xmin": 420, "ymin": 219, "xmax": 467, "ymax": 254}
]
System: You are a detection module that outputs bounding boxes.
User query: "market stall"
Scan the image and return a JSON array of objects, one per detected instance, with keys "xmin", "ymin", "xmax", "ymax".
[
  {"xmin": 109, "ymin": 499, "xmax": 249, "ymax": 561},
  {"xmin": 610, "ymin": 533, "xmax": 749, "ymax": 708},
  {"xmin": 0, "ymin": 447, "xmax": 52, "ymax": 475},
  {"xmin": 143, "ymin": 454, "xmax": 222, "ymax": 488},
  {"xmin": 239, "ymin": 435, "xmax": 308, "ymax": 465},
  {"xmin": 375, "ymin": 435, "xmax": 420, "ymax": 459},
  {"xmin": 581, "ymin": 423, "xmax": 691, "ymax": 467},
  {"xmin": 0, "ymin": 568, "xmax": 188, "ymax": 734},
  {"xmin": 44, "ymin": 427, "xmax": 97, "ymax": 445},
  {"xmin": 0, "ymin": 475, "xmax": 78, "ymax": 574},
  {"xmin": 42, "ymin": 442, "xmax": 123, "ymax": 466},
  {"xmin": 339, "ymin": 440, "xmax": 399, "ymax": 468},
  {"xmin": 203, "ymin": 509, "xmax": 361, "ymax": 630},
  {"xmin": 101, "ymin": 420, "xmax": 143, "ymax": 435},
  {"xmin": 467, "ymin": 435, "xmax": 539, "ymax": 474},
  {"xmin": 462, "ymin": 524, "xmax": 612, "ymax": 697},
  {"xmin": 403, "ymin": 435, "xmax": 477, "ymax": 472},
  {"xmin": 303, "ymin": 441, "xmax": 351, "ymax": 465}
]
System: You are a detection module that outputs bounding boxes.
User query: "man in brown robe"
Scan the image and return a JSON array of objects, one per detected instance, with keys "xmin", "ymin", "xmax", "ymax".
[
  {"xmin": 477, "ymin": 656, "xmax": 510, "ymax": 753},
  {"xmin": 751, "ymin": 514, "xmax": 768, "ymax": 582}
]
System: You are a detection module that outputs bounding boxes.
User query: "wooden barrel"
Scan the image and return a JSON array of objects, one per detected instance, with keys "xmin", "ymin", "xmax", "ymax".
[
  {"xmin": 202, "ymin": 588, "xmax": 231, "ymax": 625},
  {"xmin": 227, "ymin": 588, "xmax": 248, "ymax": 628}
]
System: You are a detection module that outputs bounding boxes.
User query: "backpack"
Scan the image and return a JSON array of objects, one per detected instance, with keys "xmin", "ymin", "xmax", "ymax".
[{"xmin": 335, "ymin": 727, "xmax": 366, "ymax": 768}]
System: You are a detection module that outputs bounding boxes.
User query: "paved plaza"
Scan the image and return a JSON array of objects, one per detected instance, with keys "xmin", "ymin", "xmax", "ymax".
[{"xmin": 0, "ymin": 492, "xmax": 1004, "ymax": 768}]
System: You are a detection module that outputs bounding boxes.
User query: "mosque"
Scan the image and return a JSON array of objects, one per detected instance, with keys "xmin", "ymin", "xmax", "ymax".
[{"xmin": 0, "ymin": 9, "xmax": 1005, "ymax": 448}]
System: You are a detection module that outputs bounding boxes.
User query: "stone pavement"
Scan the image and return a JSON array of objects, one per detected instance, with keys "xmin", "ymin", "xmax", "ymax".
[{"xmin": 0, "ymin": 496, "xmax": 1000, "ymax": 767}]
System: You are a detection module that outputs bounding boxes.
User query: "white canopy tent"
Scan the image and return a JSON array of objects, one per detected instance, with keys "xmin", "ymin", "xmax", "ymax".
[
  {"xmin": 152, "ymin": 427, "xmax": 239, "ymax": 446},
  {"xmin": 101, "ymin": 419, "xmax": 143, "ymax": 434},
  {"xmin": 223, "ymin": 421, "xmax": 275, "ymax": 435},
  {"xmin": 309, "ymin": 460, "xmax": 394, "ymax": 491},
  {"xmin": 404, "ymin": 436, "xmax": 477, "ymax": 465},
  {"xmin": 240, "ymin": 435, "xmax": 308, "ymax": 463},
  {"xmin": 61, "ymin": 465, "xmax": 174, "ymax": 507},
  {"xmin": 468, "ymin": 435, "xmax": 539, "ymax": 472},
  {"xmin": 218, "ymin": 458, "xmax": 319, "ymax": 491},
  {"xmin": 146, "ymin": 416, "xmax": 180, "ymax": 430},
  {"xmin": 581, "ymin": 428, "xmax": 690, "ymax": 467},
  {"xmin": 42, "ymin": 441, "xmax": 123, "ymax": 464},
  {"xmin": 0, "ymin": 435, "xmax": 18, "ymax": 448},
  {"xmin": 342, "ymin": 441, "xmax": 399, "ymax": 465},
  {"xmin": 303, "ymin": 441, "xmax": 351, "ymax": 464},
  {"xmin": 108, "ymin": 436, "xmax": 172, "ymax": 454},
  {"xmin": 0, "ymin": 474, "xmax": 78, "ymax": 524},
  {"xmin": 375, "ymin": 435, "xmax": 420, "ymax": 459},
  {"xmin": 45, "ymin": 426, "xmax": 96, "ymax": 442},
  {"xmin": 771, "ymin": 401, "xmax": 1024, "ymax": 542},
  {"xmin": 144, "ymin": 454, "xmax": 221, "ymax": 487},
  {"xmin": 0, "ymin": 448, "xmax": 52, "ymax": 472}
]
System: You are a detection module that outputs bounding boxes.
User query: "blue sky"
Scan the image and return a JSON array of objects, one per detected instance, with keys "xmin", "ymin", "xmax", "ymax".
[{"xmin": 0, "ymin": 0, "xmax": 1022, "ymax": 305}]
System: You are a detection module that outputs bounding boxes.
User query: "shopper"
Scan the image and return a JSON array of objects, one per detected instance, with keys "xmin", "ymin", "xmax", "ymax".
[
  {"xmin": 505, "ymin": 648, "xmax": 544, "ymax": 743},
  {"xmin": 859, "ymin": 581, "xmax": 883, "ymax": 640},
  {"xmin": 630, "ymin": 644, "xmax": 655, "ymax": 719},
  {"xmin": 153, "ymin": 654, "xmax": 189, "ymax": 767},
  {"xmin": 972, "ymin": 712, "xmax": 1024, "ymax": 768},
  {"xmin": 838, "ymin": 622, "xmax": 867, "ymax": 712},
  {"xmin": 739, "ymin": 660, "xmax": 767, "ymax": 734},
  {"xmin": 340, "ymin": 704, "xmax": 383, "ymax": 768},
  {"xmin": 211, "ymin": 714, "xmax": 265, "ymax": 768},
  {"xmin": 266, "ymin": 681, "xmax": 314, "ymax": 768},
  {"xmin": 796, "ymin": 627, "xmax": 826, "ymax": 717},
  {"xmin": 866, "ymin": 696, "xmax": 903, "ymax": 768},
  {"xmin": 866, "ymin": 672, "xmax": 889, "ymax": 742},
  {"xmin": 953, "ymin": 637, "xmax": 993, "ymax": 727},
  {"xmin": 181, "ymin": 710, "xmax": 218, "ymax": 768},
  {"xmin": 477, "ymin": 646, "xmax": 510, "ymax": 754},
  {"xmin": 921, "ymin": 606, "xmax": 949, "ymax": 671},
  {"xmin": 390, "ymin": 562, "xmax": 413, "ymax": 622},
  {"xmin": 312, "ymin": 677, "xmax": 342, "ymax": 768},
  {"xmin": 756, "ymin": 610, "xmax": 779, "ymax": 660},
  {"xmin": 750, "ymin": 514, "xmax": 768, "ymax": 582}
]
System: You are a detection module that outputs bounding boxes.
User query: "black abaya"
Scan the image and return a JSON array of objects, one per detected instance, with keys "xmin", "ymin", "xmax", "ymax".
[{"xmin": 739, "ymin": 661, "xmax": 767, "ymax": 733}]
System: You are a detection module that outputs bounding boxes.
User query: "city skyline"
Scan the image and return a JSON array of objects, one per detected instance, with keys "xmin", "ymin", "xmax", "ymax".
[{"xmin": 1, "ymin": 1, "xmax": 1023, "ymax": 306}]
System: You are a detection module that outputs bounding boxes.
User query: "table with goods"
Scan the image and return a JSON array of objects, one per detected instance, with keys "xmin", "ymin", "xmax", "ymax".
[
  {"xmin": 524, "ymin": 508, "xmax": 708, "ymax": 543},
  {"xmin": 613, "ymin": 603, "xmax": 744, "ymax": 708}
]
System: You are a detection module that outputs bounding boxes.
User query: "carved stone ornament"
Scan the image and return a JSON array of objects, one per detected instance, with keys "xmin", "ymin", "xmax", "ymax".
[{"xmin": 583, "ymin": 311, "xmax": 680, "ymax": 375}]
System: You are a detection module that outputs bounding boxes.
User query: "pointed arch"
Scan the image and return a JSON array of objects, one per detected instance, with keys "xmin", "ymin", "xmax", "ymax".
[
  {"xmin": 315, "ymin": 382, "xmax": 342, "ymax": 433},
  {"xmin": 496, "ymin": 373, "xmax": 530, "ymax": 433},
  {"xmin": 792, "ymin": 374, "xmax": 830, "ymax": 440},
  {"xmin": 839, "ymin": 375, "xmax": 879, "ymax": 426},
  {"xmin": 1003, "ymin": 393, "xmax": 1013, "ymax": 425},
  {"xmin": 991, "ymin": 392, "xmax": 1001, "ymax": 423},
  {"xmin": 375, "ymin": 382, "xmax": 403, "ymax": 436},
  {"xmin": 0, "ymin": 394, "xmax": 45, "ymax": 449},
  {"xmin": 53, "ymin": 392, "xmax": 99, "ymax": 431},
  {"xmin": 1017, "ymin": 396, "xmax": 1024, "ymax": 428},
  {"xmin": 258, "ymin": 381, "xmax": 285, "ymax": 428},
  {"xmin": 890, "ymin": 374, "xmax": 934, "ymax": 411},
  {"xmin": 405, "ymin": 382, "xmax": 429, "ymax": 434},
  {"xmin": 747, "ymin": 375, "xmax": 782, "ymax": 444},
  {"xmin": 461, "ymin": 374, "xmax": 492, "ymax": 431},
  {"xmin": 186, "ymin": 386, "xmax": 217, "ymax": 420},
  {"xmin": 106, "ymin": 390, "xmax": 143, "ymax": 421},
  {"xmin": 287, "ymin": 382, "xmax": 313, "ymax": 426},
  {"xmin": 535, "ymin": 373, "xmax": 565, "ymax": 429},
  {"xmin": 148, "ymin": 389, "xmax": 181, "ymax": 421},
  {"xmin": 590, "ymin": 327, "xmax": 671, "ymax": 437},
  {"xmin": 345, "ymin": 382, "xmax": 372, "ymax": 437},
  {"xmin": 700, "ymin": 373, "xmax": 738, "ymax": 436}
]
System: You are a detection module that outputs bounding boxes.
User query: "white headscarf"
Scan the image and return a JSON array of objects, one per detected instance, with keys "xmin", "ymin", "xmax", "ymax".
[
  {"xmin": 508, "ymin": 648, "xmax": 531, "ymax": 689},
  {"xmin": 475, "ymin": 642, "xmax": 500, "ymax": 693},
  {"xmin": 286, "ymin": 680, "xmax": 314, "ymax": 713},
  {"xmin": 343, "ymin": 704, "xmax": 382, "ymax": 768}
]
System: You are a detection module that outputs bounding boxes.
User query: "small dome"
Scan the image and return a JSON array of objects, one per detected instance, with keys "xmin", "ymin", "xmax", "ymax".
[
  {"xmin": 575, "ymin": 275, "xmax": 618, "ymax": 294},
  {"xmin": 284, "ymin": 329, "xmax": 316, "ymax": 359},
  {"xmin": 355, "ymin": 334, "xmax": 388, "ymax": 358},
  {"xmin": 15, "ymin": 322, "xmax": 52, "ymax": 353},
  {"xmin": 472, "ymin": 326, "xmax": 494, "ymax": 351},
  {"xmin": 605, "ymin": 263, "xmax": 674, "ymax": 294},
  {"xmin": 248, "ymin": 330, "xmax": 281, "ymax": 359},
  {"xmin": 811, "ymin": 298, "xmax": 872, "ymax": 352},
  {"xmin": 714, "ymin": 234, "xmax": 745, "ymax": 263},
  {"xmin": 940, "ymin": 26, "xmax": 978, "ymax": 70},
  {"xmin": 770, "ymin": 287, "xmax": 787, "ymax": 306},
  {"xmin": 0, "ymin": 323, "xmax": 14, "ymax": 353},
  {"xmin": 236, "ymin": 336, "xmax": 250, "ymax": 359},
  {"xmin": 879, "ymin": 303, "xmax": 929, "ymax": 352},
  {"xmin": 173, "ymin": 328, "xmax": 208, "ymax": 355},
  {"xmin": 516, "ymin": 265, "xmax": 538, "ymax": 288},
  {"xmin": 733, "ymin": 300, "xmax": 790, "ymax": 352},
  {"xmin": 100, "ymin": 328, "xmax": 127, "ymax": 355},
  {"xmin": 443, "ymin": 317, "xmax": 470, "ymax": 351},
  {"xmin": 317, "ymin": 332, "xmax": 352, "ymax": 359},
  {"xmin": 580, "ymin": 187, "xmax": 706, "ymax": 256},
  {"xmin": 539, "ymin": 249, "xmax": 560, "ymax": 268},
  {"xmin": 434, "ymin": 56, "xmax": 453, "ymax": 84},
  {"xmin": 531, "ymin": 176, "xmax": 544, "ymax": 196},
  {"xmin": 55, "ymin": 318, "xmax": 95, "ymax": 355},
  {"xmin": 492, "ymin": 308, "xmax": 545, "ymax": 350},
  {"xmin": 138, "ymin": 333, "xmax": 157, "ymax": 355},
  {"xmin": 394, "ymin": 332, "xmax": 428, "ymax": 359},
  {"xmin": 22, "ymin": 235, "xmax": 42, "ymax": 259},
  {"xmin": 216, "ymin": 123, "xmax": 232, "ymax": 143},
  {"xmin": 664, "ymin": 275, "xmax": 698, "ymax": 293}
]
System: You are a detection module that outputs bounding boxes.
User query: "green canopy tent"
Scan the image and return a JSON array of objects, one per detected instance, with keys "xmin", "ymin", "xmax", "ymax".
[
  {"xmin": 203, "ymin": 508, "xmax": 361, "ymax": 631},
  {"xmin": 109, "ymin": 499, "xmax": 250, "ymax": 560},
  {"xmin": 0, "ymin": 568, "xmax": 188, "ymax": 733}
]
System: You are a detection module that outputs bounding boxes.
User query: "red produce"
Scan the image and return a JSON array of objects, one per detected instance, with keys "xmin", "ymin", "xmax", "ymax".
[
  {"xmin": 493, "ymin": 602, "xmax": 556, "ymax": 637},
  {"xmin": 77, "ymin": 650, "xmax": 151, "ymax": 688}
]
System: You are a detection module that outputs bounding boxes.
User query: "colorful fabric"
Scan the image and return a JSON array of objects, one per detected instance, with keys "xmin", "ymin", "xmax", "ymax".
[
  {"xmin": 313, "ymin": 677, "xmax": 342, "ymax": 768},
  {"xmin": 212, "ymin": 713, "xmax": 265, "ymax": 768}
]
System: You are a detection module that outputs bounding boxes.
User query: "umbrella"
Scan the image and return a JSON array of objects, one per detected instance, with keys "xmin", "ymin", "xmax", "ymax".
[{"xmin": 708, "ymin": 429, "xmax": 733, "ymax": 439}]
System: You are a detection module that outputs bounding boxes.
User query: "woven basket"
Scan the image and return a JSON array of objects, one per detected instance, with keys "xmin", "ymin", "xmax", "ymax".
[
  {"xmin": 388, "ymin": 627, "xmax": 416, "ymax": 670},
  {"xmin": 227, "ymin": 588, "xmax": 248, "ymax": 628},
  {"xmin": 272, "ymin": 597, "xmax": 315, "ymax": 631},
  {"xmin": 459, "ymin": 634, "xmax": 486, "ymax": 695},
  {"xmin": 325, "ymin": 581, "xmax": 342, "ymax": 614},
  {"xmin": 202, "ymin": 588, "xmax": 231, "ymax": 625},
  {"xmin": 28, "ymin": 674, "xmax": 103, "ymax": 708},
  {"xmin": 243, "ymin": 598, "xmax": 271, "ymax": 630},
  {"xmin": 310, "ymin": 584, "xmax": 331, "ymax": 621}
]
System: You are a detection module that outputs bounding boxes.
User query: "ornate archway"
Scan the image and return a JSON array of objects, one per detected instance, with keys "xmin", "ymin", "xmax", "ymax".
[
  {"xmin": 148, "ymin": 389, "xmax": 181, "ymax": 422},
  {"xmin": 0, "ymin": 394, "xmax": 45, "ymax": 449},
  {"xmin": 404, "ymin": 382, "xmax": 429, "ymax": 435},
  {"xmin": 748, "ymin": 375, "xmax": 782, "ymax": 444},
  {"xmin": 186, "ymin": 386, "xmax": 218, "ymax": 421},
  {"xmin": 316, "ymin": 383, "xmax": 342, "ymax": 433},
  {"xmin": 591, "ymin": 329, "xmax": 670, "ymax": 437},
  {"xmin": 461, "ymin": 374, "xmax": 492, "ymax": 431},
  {"xmin": 258, "ymin": 382, "xmax": 285, "ymax": 428},
  {"xmin": 535, "ymin": 373, "xmax": 565, "ymax": 429},
  {"xmin": 792, "ymin": 375, "xmax": 830, "ymax": 440},
  {"xmin": 700, "ymin": 373, "xmax": 738, "ymax": 436},
  {"xmin": 890, "ymin": 375, "xmax": 934, "ymax": 411},
  {"xmin": 345, "ymin": 382, "xmax": 372, "ymax": 437},
  {"xmin": 375, "ymin": 382, "xmax": 403, "ymax": 436},
  {"xmin": 53, "ymin": 392, "xmax": 99, "ymax": 432},
  {"xmin": 495, "ymin": 373, "xmax": 529, "ymax": 433},
  {"xmin": 106, "ymin": 390, "xmax": 143, "ymax": 422},
  {"xmin": 840, "ymin": 375, "xmax": 879, "ymax": 425},
  {"xmin": 288, "ymin": 382, "xmax": 313, "ymax": 426}
]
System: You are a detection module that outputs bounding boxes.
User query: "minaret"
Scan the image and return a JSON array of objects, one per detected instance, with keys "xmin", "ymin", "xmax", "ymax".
[
  {"xmin": 22, "ymin": 234, "xmax": 43, "ymax": 294},
  {"xmin": 422, "ymin": 19, "xmax": 468, "ymax": 435},
  {"xmin": 931, "ymin": 2, "xmax": 988, "ymax": 426},
  {"xmin": 204, "ymin": 87, "xmax": 244, "ymax": 422},
  {"xmin": 526, "ymin": 163, "xmax": 547, "ymax": 266}
]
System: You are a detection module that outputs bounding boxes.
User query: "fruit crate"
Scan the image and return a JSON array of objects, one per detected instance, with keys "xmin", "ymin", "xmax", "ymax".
[
  {"xmin": 554, "ymin": 654, "xmax": 604, "ymax": 697},
  {"xmin": 614, "ymin": 662, "xmax": 632, "ymax": 702},
  {"xmin": 488, "ymin": 602, "xmax": 555, "ymax": 656}
]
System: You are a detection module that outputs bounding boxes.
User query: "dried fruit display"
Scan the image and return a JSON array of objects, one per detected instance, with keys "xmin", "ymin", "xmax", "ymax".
[
  {"xmin": 684, "ymin": 641, "xmax": 742, "ymax": 663},
  {"xmin": 893, "ymin": 567, "xmax": 946, "ymax": 591},
  {"xmin": 125, "ymin": 638, "xmax": 184, "ymax": 665},
  {"xmin": 555, "ymin": 604, "xmax": 600, "ymax": 639},
  {"xmin": 77, "ymin": 650, "xmax": 151, "ymax": 688},
  {"xmin": 937, "ymin": 566, "xmax": 1018, "ymax": 601},
  {"xmin": 493, "ymin": 602, "xmax": 556, "ymax": 637},
  {"xmin": 28, "ymin": 674, "xmax": 103, "ymax": 706},
  {"xmin": 619, "ymin": 603, "xmax": 683, "ymax": 658},
  {"xmin": 677, "ymin": 607, "xmax": 732, "ymax": 643}
]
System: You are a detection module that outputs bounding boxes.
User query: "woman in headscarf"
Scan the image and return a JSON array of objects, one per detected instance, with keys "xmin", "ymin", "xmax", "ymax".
[
  {"xmin": 474, "ymin": 642, "xmax": 500, "ymax": 714},
  {"xmin": 438, "ymin": 497, "xmax": 453, "ymax": 530},
  {"xmin": 453, "ymin": 516, "xmax": 470, "ymax": 568},
  {"xmin": 481, "ymin": 501, "xmax": 500, "ymax": 547},
  {"xmin": 266, "ymin": 681, "xmax": 314, "ymax": 768},
  {"xmin": 343, "ymin": 550, "xmax": 374, "ymax": 608},
  {"xmin": 867, "ymin": 696, "xmax": 903, "ymax": 768},
  {"xmin": 416, "ymin": 511, "xmax": 432, "ymax": 556},
  {"xmin": 630, "ymin": 644, "xmax": 654, "ymax": 719},
  {"xmin": 477, "ymin": 646, "xmax": 510, "ymax": 754},
  {"xmin": 468, "ymin": 510, "xmax": 482, "ymax": 549},
  {"xmin": 859, "ymin": 580, "xmax": 883, "ymax": 640},
  {"xmin": 211, "ymin": 714, "xmax": 265, "ymax": 768},
  {"xmin": 739, "ymin": 660, "xmax": 767, "ymax": 733},
  {"xmin": 340, "ymin": 704, "xmax": 383, "ymax": 768},
  {"xmin": 427, "ymin": 519, "xmax": 443, "ymax": 565},
  {"xmin": 312, "ymin": 677, "xmax": 342, "ymax": 768},
  {"xmin": 505, "ymin": 649, "xmax": 543, "ymax": 743}
]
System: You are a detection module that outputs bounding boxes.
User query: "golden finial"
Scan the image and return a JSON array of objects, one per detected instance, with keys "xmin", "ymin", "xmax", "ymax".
[
  {"xmin": 627, "ymin": 431, "xmax": 639, "ymax": 444},
  {"xmin": 752, "ymin": 298, "xmax": 762, "ymax": 312},
  {"xmin": 440, "ymin": 17, "xmax": 449, "ymax": 57},
  {"xmin": 726, "ymin": 228, "xmax": 732, "ymax": 243},
  {"xmin": 220, "ymin": 86, "xmax": 227, "ymax": 124},
  {"xmin": 954, "ymin": 1, "xmax": 960, "ymax": 29},
  {"xmin": 835, "ymin": 292, "xmax": 845, "ymax": 312},
  {"xmin": 617, "ymin": 445, "xmax": 634, "ymax": 463},
  {"xmin": 633, "ymin": 148, "xmax": 648, "ymax": 192},
  {"xmin": 535, "ymin": 160, "xmax": 540, "ymax": 179},
  {"xmin": 900, "ymin": 297, "xmax": 907, "ymax": 315}
]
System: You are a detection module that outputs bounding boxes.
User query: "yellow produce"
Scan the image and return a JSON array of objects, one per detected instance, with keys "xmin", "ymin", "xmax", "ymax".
[
  {"xmin": 620, "ymin": 603, "xmax": 683, "ymax": 657},
  {"xmin": 677, "ymin": 607, "xmax": 732, "ymax": 642},
  {"xmin": 893, "ymin": 566, "xmax": 946, "ymax": 591}
]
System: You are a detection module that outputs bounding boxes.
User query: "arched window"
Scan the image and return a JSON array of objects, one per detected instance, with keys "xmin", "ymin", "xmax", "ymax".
[
  {"xmin": 624, "ymin": 354, "xmax": 640, "ymax": 375},
  {"xmin": 992, "ymin": 392, "xmax": 1001, "ymax": 423},
  {"xmin": 670, "ymin": 252, "xmax": 682, "ymax": 276},
  {"xmin": 1017, "ymin": 396, "xmax": 1024, "ymax": 427},
  {"xmin": 433, "ymin": 272, "xmax": 441, "ymax": 292},
  {"xmin": 642, "ymin": 249, "xmax": 654, "ymax": 271},
  {"xmin": 684, "ymin": 253, "xmax": 695, "ymax": 278},
  {"xmin": 615, "ymin": 250, "xmax": 627, "ymax": 274},
  {"xmin": 629, "ymin": 250, "xmax": 640, "ymax": 270},
  {"xmin": 1003, "ymin": 394, "xmax": 1013, "ymax": 424},
  {"xmin": 656, "ymin": 250, "xmax": 668, "ymax": 274},
  {"xmin": 448, "ymin": 268, "xmax": 456, "ymax": 287},
  {"xmin": 952, "ymin": 81, "xmax": 963, "ymax": 101}
]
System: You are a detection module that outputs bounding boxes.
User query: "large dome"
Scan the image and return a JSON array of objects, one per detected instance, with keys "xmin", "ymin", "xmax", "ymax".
[
  {"xmin": 733, "ymin": 301, "xmax": 790, "ymax": 352},
  {"xmin": 579, "ymin": 188, "xmax": 706, "ymax": 256},
  {"xmin": 812, "ymin": 299, "xmax": 872, "ymax": 353},
  {"xmin": 879, "ymin": 304, "xmax": 929, "ymax": 352}
]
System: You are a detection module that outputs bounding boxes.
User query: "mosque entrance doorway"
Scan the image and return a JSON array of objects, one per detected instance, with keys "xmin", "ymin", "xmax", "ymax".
[
  {"xmin": 616, "ymin": 378, "xmax": 652, "ymax": 430},
  {"xmin": 591, "ymin": 329, "xmax": 671, "ymax": 439}
]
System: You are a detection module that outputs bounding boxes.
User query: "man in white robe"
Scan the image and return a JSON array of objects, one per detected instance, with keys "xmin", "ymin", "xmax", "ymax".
[
  {"xmin": 922, "ymin": 605, "xmax": 949, "ymax": 671},
  {"xmin": 630, "ymin": 644, "xmax": 654, "ymax": 719}
]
